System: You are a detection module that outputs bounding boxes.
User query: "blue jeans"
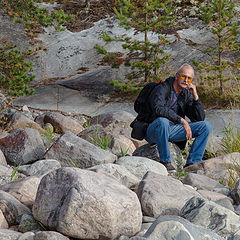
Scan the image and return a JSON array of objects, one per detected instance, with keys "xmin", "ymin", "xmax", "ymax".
[{"xmin": 145, "ymin": 117, "xmax": 212, "ymax": 164}]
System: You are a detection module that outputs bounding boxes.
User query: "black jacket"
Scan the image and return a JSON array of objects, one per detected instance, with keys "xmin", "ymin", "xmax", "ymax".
[{"xmin": 148, "ymin": 77, "xmax": 205, "ymax": 124}]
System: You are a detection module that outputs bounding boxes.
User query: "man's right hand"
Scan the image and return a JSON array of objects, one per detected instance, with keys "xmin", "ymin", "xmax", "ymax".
[{"xmin": 181, "ymin": 118, "xmax": 192, "ymax": 140}]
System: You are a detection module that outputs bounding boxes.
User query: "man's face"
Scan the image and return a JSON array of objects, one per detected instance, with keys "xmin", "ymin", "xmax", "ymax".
[{"xmin": 175, "ymin": 67, "xmax": 194, "ymax": 90}]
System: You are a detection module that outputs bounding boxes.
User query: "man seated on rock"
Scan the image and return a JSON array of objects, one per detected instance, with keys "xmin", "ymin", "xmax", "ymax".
[{"xmin": 145, "ymin": 63, "xmax": 212, "ymax": 171}]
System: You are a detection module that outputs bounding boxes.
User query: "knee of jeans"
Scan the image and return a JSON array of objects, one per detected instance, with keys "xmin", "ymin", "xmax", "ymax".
[
  {"xmin": 203, "ymin": 121, "xmax": 212, "ymax": 134},
  {"xmin": 156, "ymin": 117, "xmax": 170, "ymax": 128}
]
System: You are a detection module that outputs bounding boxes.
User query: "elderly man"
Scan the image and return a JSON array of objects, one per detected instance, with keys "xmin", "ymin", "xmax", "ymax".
[{"xmin": 145, "ymin": 63, "xmax": 212, "ymax": 171}]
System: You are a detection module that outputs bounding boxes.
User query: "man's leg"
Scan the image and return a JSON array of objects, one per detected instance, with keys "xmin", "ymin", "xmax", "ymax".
[
  {"xmin": 169, "ymin": 121, "xmax": 212, "ymax": 164},
  {"xmin": 145, "ymin": 117, "xmax": 171, "ymax": 163}
]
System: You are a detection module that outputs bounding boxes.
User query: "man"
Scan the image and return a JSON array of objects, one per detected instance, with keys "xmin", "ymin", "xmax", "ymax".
[{"xmin": 145, "ymin": 63, "xmax": 212, "ymax": 171}]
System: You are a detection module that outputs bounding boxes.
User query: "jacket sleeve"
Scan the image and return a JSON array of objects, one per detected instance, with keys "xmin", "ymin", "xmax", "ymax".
[
  {"xmin": 185, "ymin": 94, "xmax": 205, "ymax": 122},
  {"xmin": 149, "ymin": 83, "xmax": 182, "ymax": 124}
]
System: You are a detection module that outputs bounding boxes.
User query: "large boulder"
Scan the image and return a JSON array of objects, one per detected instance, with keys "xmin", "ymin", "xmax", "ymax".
[
  {"xmin": 0, "ymin": 190, "xmax": 30, "ymax": 226},
  {"xmin": 133, "ymin": 143, "xmax": 185, "ymax": 170},
  {"xmin": 116, "ymin": 156, "xmax": 168, "ymax": 180},
  {"xmin": 35, "ymin": 111, "xmax": 84, "ymax": 135},
  {"xmin": 44, "ymin": 131, "xmax": 117, "ymax": 167},
  {"xmin": 33, "ymin": 167, "xmax": 142, "ymax": 239},
  {"xmin": 0, "ymin": 176, "xmax": 41, "ymax": 208},
  {"xmin": 142, "ymin": 215, "xmax": 224, "ymax": 240},
  {"xmin": 180, "ymin": 196, "xmax": 240, "ymax": 238},
  {"xmin": 137, "ymin": 171, "xmax": 200, "ymax": 217},
  {"xmin": 0, "ymin": 128, "xmax": 45, "ymax": 165}
]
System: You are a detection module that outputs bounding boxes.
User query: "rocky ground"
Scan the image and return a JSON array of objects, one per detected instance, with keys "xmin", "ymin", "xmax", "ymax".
[
  {"xmin": 0, "ymin": 1, "xmax": 240, "ymax": 239},
  {"xmin": 1, "ymin": 100, "xmax": 240, "ymax": 239}
]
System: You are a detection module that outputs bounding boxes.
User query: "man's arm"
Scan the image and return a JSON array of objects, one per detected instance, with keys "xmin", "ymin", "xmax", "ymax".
[{"xmin": 185, "ymin": 83, "xmax": 205, "ymax": 122}]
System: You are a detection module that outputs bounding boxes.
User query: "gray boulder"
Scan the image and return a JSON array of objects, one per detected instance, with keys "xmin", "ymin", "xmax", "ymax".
[
  {"xmin": 180, "ymin": 196, "xmax": 240, "ymax": 238},
  {"xmin": 44, "ymin": 131, "xmax": 117, "ymax": 167},
  {"xmin": 184, "ymin": 173, "xmax": 226, "ymax": 191},
  {"xmin": 0, "ymin": 190, "xmax": 30, "ymax": 226},
  {"xmin": 143, "ymin": 215, "xmax": 224, "ymax": 240},
  {"xmin": 18, "ymin": 159, "xmax": 61, "ymax": 177},
  {"xmin": 0, "ymin": 128, "xmax": 45, "ymax": 165},
  {"xmin": 33, "ymin": 167, "xmax": 142, "ymax": 239},
  {"xmin": 133, "ymin": 142, "xmax": 185, "ymax": 170},
  {"xmin": 137, "ymin": 171, "xmax": 200, "ymax": 217},
  {"xmin": 116, "ymin": 156, "xmax": 168, "ymax": 180}
]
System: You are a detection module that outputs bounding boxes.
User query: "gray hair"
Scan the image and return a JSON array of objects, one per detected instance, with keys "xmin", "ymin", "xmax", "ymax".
[{"xmin": 177, "ymin": 63, "xmax": 194, "ymax": 74}]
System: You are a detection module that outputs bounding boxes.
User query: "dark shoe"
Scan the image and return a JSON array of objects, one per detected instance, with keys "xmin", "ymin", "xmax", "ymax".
[
  {"xmin": 184, "ymin": 162, "xmax": 205, "ymax": 171},
  {"xmin": 160, "ymin": 161, "xmax": 176, "ymax": 171}
]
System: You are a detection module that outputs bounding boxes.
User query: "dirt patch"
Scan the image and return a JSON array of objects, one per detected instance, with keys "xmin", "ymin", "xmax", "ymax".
[{"xmin": 58, "ymin": 0, "xmax": 116, "ymax": 32}]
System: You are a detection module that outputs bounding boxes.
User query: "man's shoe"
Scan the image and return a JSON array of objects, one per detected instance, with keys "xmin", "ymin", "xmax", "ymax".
[
  {"xmin": 184, "ymin": 162, "xmax": 205, "ymax": 171},
  {"xmin": 160, "ymin": 161, "xmax": 176, "ymax": 171}
]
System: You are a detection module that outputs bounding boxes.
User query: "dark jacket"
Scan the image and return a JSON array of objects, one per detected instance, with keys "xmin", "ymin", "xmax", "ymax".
[{"xmin": 148, "ymin": 76, "xmax": 205, "ymax": 124}]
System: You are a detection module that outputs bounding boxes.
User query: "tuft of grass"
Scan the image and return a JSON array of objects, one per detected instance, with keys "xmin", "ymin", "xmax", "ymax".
[
  {"xmin": 120, "ymin": 146, "xmax": 129, "ymax": 157},
  {"xmin": 41, "ymin": 127, "xmax": 54, "ymax": 143},
  {"xmin": 89, "ymin": 125, "xmax": 112, "ymax": 150}
]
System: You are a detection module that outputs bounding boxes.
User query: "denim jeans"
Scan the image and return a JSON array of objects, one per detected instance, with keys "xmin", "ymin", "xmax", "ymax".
[{"xmin": 145, "ymin": 117, "xmax": 212, "ymax": 164}]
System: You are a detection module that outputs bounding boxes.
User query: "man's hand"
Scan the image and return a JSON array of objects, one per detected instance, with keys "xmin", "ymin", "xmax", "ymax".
[
  {"xmin": 181, "ymin": 118, "xmax": 192, "ymax": 140},
  {"xmin": 187, "ymin": 83, "xmax": 199, "ymax": 100}
]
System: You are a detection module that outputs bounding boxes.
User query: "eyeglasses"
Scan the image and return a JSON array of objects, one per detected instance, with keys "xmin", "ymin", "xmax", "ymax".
[{"xmin": 178, "ymin": 74, "xmax": 193, "ymax": 83}]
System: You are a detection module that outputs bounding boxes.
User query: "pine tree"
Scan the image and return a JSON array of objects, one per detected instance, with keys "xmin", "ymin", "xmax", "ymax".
[
  {"xmin": 193, "ymin": 0, "xmax": 239, "ymax": 98},
  {"xmin": 95, "ymin": 0, "xmax": 175, "ymax": 93}
]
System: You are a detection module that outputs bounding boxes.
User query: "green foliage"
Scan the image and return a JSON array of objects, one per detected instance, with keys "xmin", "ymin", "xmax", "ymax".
[
  {"xmin": 95, "ymin": 44, "xmax": 107, "ymax": 55},
  {"xmin": 194, "ymin": 0, "xmax": 239, "ymax": 99},
  {"xmin": 110, "ymin": 79, "xmax": 143, "ymax": 95},
  {"xmin": 120, "ymin": 146, "xmax": 129, "ymax": 157},
  {"xmin": 221, "ymin": 116, "xmax": 240, "ymax": 154},
  {"xmin": 89, "ymin": 125, "xmax": 112, "ymax": 150},
  {"xmin": 0, "ymin": 0, "xmax": 74, "ymax": 31},
  {"xmin": 41, "ymin": 127, "xmax": 54, "ymax": 143},
  {"xmin": 96, "ymin": 0, "xmax": 175, "ymax": 93},
  {"xmin": 0, "ymin": 40, "xmax": 35, "ymax": 96},
  {"xmin": 6, "ymin": 162, "xmax": 22, "ymax": 183}
]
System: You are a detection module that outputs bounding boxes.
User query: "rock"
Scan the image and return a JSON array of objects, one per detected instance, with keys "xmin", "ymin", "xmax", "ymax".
[
  {"xmin": 137, "ymin": 171, "xmax": 200, "ymax": 217},
  {"xmin": 0, "ymin": 165, "xmax": 13, "ymax": 184},
  {"xmin": 110, "ymin": 134, "xmax": 136, "ymax": 156},
  {"xmin": 214, "ymin": 198, "xmax": 235, "ymax": 212},
  {"xmin": 18, "ymin": 159, "xmax": 61, "ymax": 177},
  {"xmin": 0, "ymin": 190, "xmax": 30, "ymax": 226},
  {"xmin": 133, "ymin": 143, "xmax": 185, "ymax": 170},
  {"xmin": 183, "ymin": 173, "xmax": 226, "ymax": 191},
  {"xmin": 143, "ymin": 215, "xmax": 224, "ymax": 240},
  {"xmin": 7, "ymin": 112, "xmax": 45, "ymax": 134},
  {"xmin": 116, "ymin": 156, "xmax": 168, "ymax": 180},
  {"xmin": 44, "ymin": 131, "xmax": 117, "ymax": 168},
  {"xmin": 0, "ymin": 149, "xmax": 7, "ymax": 167},
  {"xmin": 88, "ymin": 163, "xmax": 140, "ymax": 188},
  {"xmin": 232, "ymin": 229, "xmax": 240, "ymax": 240},
  {"xmin": 0, "ymin": 229, "xmax": 22, "ymax": 240},
  {"xmin": 197, "ymin": 189, "xmax": 233, "ymax": 203},
  {"xmin": 203, "ymin": 152, "xmax": 240, "ymax": 170},
  {"xmin": 0, "ymin": 176, "xmax": 41, "ymax": 208},
  {"xmin": 18, "ymin": 213, "xmax": 43, "ymax": 233},
  {"xmin": 180, "ymin": 196, "xmax": 240, "ymax": 238},
  {"xmin": 33, "ymin": 167, "xmax": 142, "ymax": 239},
  {"xmin": 0, "ymin": 128, "xmax": 45, "ymax": 165},
  {"xmin": 0, "ymin": 209, "xmax": 8, "ymax": 229},
  {"xmin": 34, "ymin": 231, "xmax": 70, "ymax": 240},
  {"xmin": 90, "ymin": 110, "xmax": 135, "ymax": 138},
  {"xmin": 206, "ymin": 135, "xmax": 224, "ymax": 155},
  {"xmin": 35, "ymin": 111, "xmax": 84, "ymax": 135},
  {"xmin": 231, "ymin": 179, "xmax": 240, "ymax": 205}
]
